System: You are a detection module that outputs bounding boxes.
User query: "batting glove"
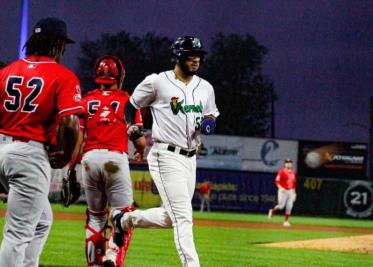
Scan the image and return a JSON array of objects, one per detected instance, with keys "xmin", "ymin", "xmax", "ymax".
[{"xmin": 201, "ymin": 117, "xmax": 216, "ymax": 135}]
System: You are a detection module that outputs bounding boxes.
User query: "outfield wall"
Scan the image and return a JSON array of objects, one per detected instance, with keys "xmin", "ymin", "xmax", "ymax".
[
  {"xmin": 48, "ymin": 164, "xmax": 373, "ymax": 219},
  {"xmin": 47, "ymin": 133, "xmax": 370, "ymax": 219},
  {"xmin": 192, "ymin": 170, "xmax": 373, "ymax": 219}
]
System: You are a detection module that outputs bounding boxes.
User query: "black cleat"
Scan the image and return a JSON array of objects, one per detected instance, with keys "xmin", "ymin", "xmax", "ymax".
[
  {"xmin": 112, "ymin": 212, "xmax": 125, "ymax": 247},
  {"xmin": 103, "ymin": 259, "xmax": 116, "ymax": 267}
]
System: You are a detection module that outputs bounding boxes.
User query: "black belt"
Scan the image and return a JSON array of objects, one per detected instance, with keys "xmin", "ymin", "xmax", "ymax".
[{"xmin": 167, "ymin": 145, "xmax": 196, "ymax": 157}]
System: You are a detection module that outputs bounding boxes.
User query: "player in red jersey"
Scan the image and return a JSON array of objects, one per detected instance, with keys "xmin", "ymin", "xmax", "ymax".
[
  {"xmin": 0, "ymin": 17, "xmax": 82, "ymax": 266},
  {"xmin": 67, "ymin": 55, "xmax": 145, "ymax": 267},
  {"xmin": 199, "ymin": 180, "xmax": 212, "ymax": 212},
  {"xmin": 268, "ymin": 158, "xmax": 297, "ymax": 227}
]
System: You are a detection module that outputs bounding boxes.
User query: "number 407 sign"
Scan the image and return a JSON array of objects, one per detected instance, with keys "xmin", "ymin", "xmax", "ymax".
[{"xmin": 344, "ymin": 181, "xmax": 373, "ymax": 218}]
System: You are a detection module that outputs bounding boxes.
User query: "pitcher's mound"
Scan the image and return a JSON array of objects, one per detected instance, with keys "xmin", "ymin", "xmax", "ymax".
[{"xmin": 263, "ymin": 235, "xmax": 373, "ymax": 254}]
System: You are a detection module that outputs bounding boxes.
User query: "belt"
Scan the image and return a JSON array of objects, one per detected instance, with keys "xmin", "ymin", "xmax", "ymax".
[
  {"xmin": 167, "ymin": 145, "xmax": 196, "ymax": 157},
  {"xmin": 154, "ymin": 143, "xmax": 196, "ymax": 157}
]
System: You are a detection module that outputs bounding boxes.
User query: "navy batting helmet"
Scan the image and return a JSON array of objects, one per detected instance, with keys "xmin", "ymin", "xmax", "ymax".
[
  {"xmin": 171, "ymin": 36, "xmax": 207, "ymax": 63},
  {"xmin": 94, "ymin": 55, "xmax": 125, "ymax": 88}
]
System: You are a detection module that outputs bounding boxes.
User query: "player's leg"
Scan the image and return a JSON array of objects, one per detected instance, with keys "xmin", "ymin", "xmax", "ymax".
[
  {"xmin": 85, "ymin": 209, "xmax": 109, "ymax": 266},
  {"xmin": 104, "ymin": 152, "xmax": 135, "ymax": 267},
  {"xmin": 206, "ymin": 196, "xmax": 211, "ymax": 212},
  {"xmin": 148, "ymin": 149, "xmax": 200, "ymax": 267},
  {"xmin": 0, "ymin": 143, "xmax": 50, "ymax": 267},
  {"xmin": 270, "ymin": 188, "xmax": 286, "ymax": 216},
  {"xmin": 23, "ymin": 201, "xmax": 53, "ymax": 267},
  {"xmin": 112, "ymin": 149, "xmax": 198, "ymax": 266},
  {"xmin": 200, "ymin": 195, "xmax": 205, "ymax": 212},
  {"xmin": 283, "ymin": 190, "xmax": 294, "ymax": 226},
  {"xmin": 82, "ymin": 152, "xmax": 109, "ymax": 267}
]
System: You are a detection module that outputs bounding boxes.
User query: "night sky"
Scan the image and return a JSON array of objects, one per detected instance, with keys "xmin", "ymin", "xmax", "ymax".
[{"xmin": 1, "ymin": 1, "xmax": 372, "ymax": 143}]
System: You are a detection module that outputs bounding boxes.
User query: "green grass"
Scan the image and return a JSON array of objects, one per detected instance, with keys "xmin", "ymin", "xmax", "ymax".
[{"xmin": 0, "ymin": 203, "xmax": 373, "ymax": 266}]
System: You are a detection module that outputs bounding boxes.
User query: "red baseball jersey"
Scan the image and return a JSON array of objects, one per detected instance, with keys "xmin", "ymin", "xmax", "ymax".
[
  {"xmin": 80, "ymin": 88, "xmax": 143, "ymax": 154},
  {"xmin": 0, "ymin": 56, "xmax": 83, "ymax": 143},
  {"xmin": 275, "ymin": 168, "xmax": 297, "ymax": 190},
  {"xmin": 199, "ymin": 182, "xmax": 212, "ymax": 194}
]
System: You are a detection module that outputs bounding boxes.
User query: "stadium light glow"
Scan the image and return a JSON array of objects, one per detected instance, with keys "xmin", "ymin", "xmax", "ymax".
[{"xmin": 18, "ymin": 0, "xmax": 29, "ymax": 59}]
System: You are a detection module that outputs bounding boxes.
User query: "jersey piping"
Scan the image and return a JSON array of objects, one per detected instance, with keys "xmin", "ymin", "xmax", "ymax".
[{"xmin": 164, "ymin": 71, "xmax": 191, "ymax": 149}]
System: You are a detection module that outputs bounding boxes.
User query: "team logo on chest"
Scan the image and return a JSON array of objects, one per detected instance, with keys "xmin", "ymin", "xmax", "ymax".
[
  {"xmin": 170, "ymin": 97, "xmax": 184, "ymax": 115},
  {"xmin": 170, "ymin": 97, "xmax": 203, "ymax": 115}
]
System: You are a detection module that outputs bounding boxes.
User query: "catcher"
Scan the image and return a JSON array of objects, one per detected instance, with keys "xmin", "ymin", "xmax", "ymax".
[{"xmin": 64, "ymin": 55, "xmax": 145, "ymax": 267}]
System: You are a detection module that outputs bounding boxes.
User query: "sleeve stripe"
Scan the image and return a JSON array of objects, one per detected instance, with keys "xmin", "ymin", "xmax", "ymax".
[{"xmin": 58, "ymin": 106, "xmax": 84, "ymax": 115}]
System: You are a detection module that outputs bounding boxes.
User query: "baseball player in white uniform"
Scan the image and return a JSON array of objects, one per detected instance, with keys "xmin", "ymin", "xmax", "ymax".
[{"xmin": 111, "ymin": 36, "xmax": 219, "ymax": 267}]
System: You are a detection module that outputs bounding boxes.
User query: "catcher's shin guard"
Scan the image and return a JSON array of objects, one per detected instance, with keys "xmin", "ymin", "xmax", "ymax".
[
  {"xmin": 85, "ymin": 209, "xmax": 109, "ymax": 266},
  {"xmin": 108, "ymin": 204, "xmax": 136, "ymax": 266},
  {"xmin": 106, "ymin": 227, "xmax": 133, "ymax": 267}
]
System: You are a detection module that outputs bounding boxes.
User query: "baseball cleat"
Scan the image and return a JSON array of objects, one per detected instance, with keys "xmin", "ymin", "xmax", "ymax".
[
  {"xmin": 103, "ymin": 247, "xmax": 118, "ymax": 267},
  {"xmin": 111, "ymin": 211, "xmax": 126, "ymax": 247},
  {"xmin": 102, "ymin": 258, "xmax": 116, "ymax": 267},
  {"xmin": 283, "ymin": 221, "xmax": 291, "ymax": 227},
  {"xmin": 268, "ymin": 209, "xmax": 273, "ymax": 220}
]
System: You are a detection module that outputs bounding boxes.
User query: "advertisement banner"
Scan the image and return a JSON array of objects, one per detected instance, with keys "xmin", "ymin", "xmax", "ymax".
[
  {"xmin": 128, "ymin": 132, "xmax": 299, "ymax": 173},
  {"xmin": 197, "ymin": 135, "xmax": 245, "ymax": 170},
  {"xmin": 297, "ymin": 141, "xmax": 367, "ymax": 178},
  {"xmin": 131, "ymin": 169, "xmax": 161, "ymax": 208},
  {"xmin": 192, "ymin": 169, "xmax": 277, "ymax": 212},
  {"xmin": 242, "ymin": 138, "xmax": 299, "ymax": 173},
  {"xmin": 197, "ymin": 135, "xmax": 298, "ymax": 172}
]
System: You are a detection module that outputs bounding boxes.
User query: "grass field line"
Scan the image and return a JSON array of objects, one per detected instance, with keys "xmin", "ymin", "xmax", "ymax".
[{"xmin": 1, "ymin": 208, "xmax": 372, "ymax": 234}]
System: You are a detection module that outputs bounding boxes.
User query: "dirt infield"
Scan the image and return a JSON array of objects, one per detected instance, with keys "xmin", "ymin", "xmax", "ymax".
[{"xmin": 263, "ymin": 235, "xmax": 373, "ymax": 254}]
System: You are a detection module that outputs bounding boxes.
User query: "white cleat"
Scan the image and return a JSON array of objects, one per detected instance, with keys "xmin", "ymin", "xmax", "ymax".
[{"xmin": 283, "ymin": 221, "xmax": 291, "ymax": 227}]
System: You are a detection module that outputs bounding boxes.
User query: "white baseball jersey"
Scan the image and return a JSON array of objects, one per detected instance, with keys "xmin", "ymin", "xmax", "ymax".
[
  {"xmin": 130, "ymin": 70, "xmax": 219, "ymax": 149},
  {"xmin": 127, "ymin": 70, "xmax": 219, "ymax": 267}
]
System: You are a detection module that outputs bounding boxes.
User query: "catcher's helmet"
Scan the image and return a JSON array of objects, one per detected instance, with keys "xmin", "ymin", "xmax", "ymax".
[
  {"xmin": 171, "ymin": 36, "xmax": 207, "ymax": 63},
  {"xmin": 94, "ymin": 55, "xmax": 125, "ymax": 88}
]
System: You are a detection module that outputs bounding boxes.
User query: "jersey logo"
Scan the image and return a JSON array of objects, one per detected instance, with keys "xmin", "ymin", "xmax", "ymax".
[
  {"xmin": 170, "ymin": 97, "xmax": 203, "ymax": 115},
  {"xmin": 98, "ymin": 106, "xmax": 116, "ymax": 124},
  {"xmin": 170, "ymin": 97, "xmax": 183, "ymax": 115}
]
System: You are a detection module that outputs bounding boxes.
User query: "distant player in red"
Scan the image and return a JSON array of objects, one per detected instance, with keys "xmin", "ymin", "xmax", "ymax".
[
  {"xmin": 268, "ymin": 158, "xmax": 297, "ymax": 227},
  {"xmin": 199, "ymin": 180, "xmax": 212, "ymax": 212},
  {"xmin": 0, "ymin": 17, "xmax": 82, "ymax": 266},
  {"xmin": 68, "ymin": 55, "xmax": 145, "ymax": 267}
]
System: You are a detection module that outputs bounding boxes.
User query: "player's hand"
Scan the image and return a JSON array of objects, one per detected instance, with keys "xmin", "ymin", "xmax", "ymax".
[
  {"xmin": 201, "ymin": 116, "xmax": 216, "ymax": 135},
  {"xmin": 48, "ymin": 150, "xmax": 69, "ymax": 169},
  {"xmin": 133, "ymin": 149, "xmax": 145, "ymax": 162},
  {"xmin": 127, "ymin": 124, "xmax": 144, "ymax": 141}
]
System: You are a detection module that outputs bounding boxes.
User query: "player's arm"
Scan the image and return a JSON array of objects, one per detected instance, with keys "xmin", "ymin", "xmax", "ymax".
[
  {"xmin": 125, "ymin": 101, "xmax": 138, "ymax": 127},
  {"xmin": 125, "ymin": 74, "xmax": 156, "ymax": 138},
  {"xmin": 132, "ymin": 136, "xmax": 146, "ymax": 162},
  {"xmin": 275, "ymin": 172, "xmax": 285, "ymax": 190},
  {"xmin": 67, "ymin": 128, "xmax": 84, "ymax": 171},
  {"xmin": 49, "ymin": 115, "xmax": 80, "ymax": 169},
  {"xmin": 201, "ymin": 85, "xmax": 220, "ymax": 135},
  {"xmin": 129, "ymin": 108, "xmax": 146, "ymax": 161}
]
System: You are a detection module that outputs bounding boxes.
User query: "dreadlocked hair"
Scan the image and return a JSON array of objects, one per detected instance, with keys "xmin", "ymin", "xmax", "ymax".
[{"xmin": 25, "ymin": 34, "xmax": 65, "ymax": 57}]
